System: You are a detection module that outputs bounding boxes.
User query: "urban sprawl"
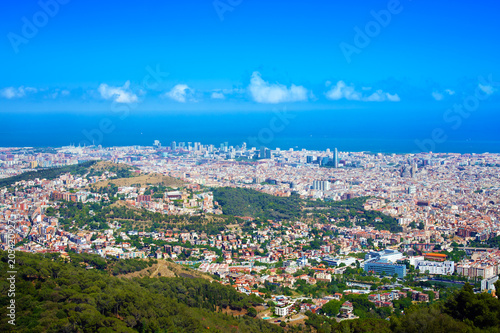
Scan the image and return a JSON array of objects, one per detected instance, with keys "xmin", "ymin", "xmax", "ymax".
[{"xmin": 1, "ymin": 141, "xmax": 500, "ymax": 322}]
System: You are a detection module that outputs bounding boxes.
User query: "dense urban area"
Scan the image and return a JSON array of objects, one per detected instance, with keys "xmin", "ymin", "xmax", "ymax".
[{"xmin": 2, "ymin": 141, "xmax": 500, "ymax": 332}]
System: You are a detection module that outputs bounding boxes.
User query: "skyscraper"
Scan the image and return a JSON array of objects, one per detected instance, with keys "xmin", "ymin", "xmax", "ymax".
[
  {"xmin": 411, "ymin": 161, "xmax": 418, "ymax": 178},
  {"xmin": 334, "ymin": 148, "xmax": 339, "ymax": 168},
  {"xmin": 171, "ymin": 141, "xmax": 176, "ymax": 151}
]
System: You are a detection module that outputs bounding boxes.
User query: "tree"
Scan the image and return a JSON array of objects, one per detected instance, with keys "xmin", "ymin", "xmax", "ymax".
[
  {"xmin": 247, "ymin": 307, "xmax": 257, "ymax": 317},
  {"xmin": 322, "ymin": 300, "xmax": 342, "ymax": 317},
  {"xmin": 391, "ymin": 306, "xmax": 469, "ymax": 333}
]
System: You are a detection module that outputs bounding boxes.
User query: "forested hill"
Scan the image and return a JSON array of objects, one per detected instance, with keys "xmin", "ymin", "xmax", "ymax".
[
  {"xmin": 3, "ymin": 251, "xmax": 500, "ymax": 332},
  {"xmin": 0, "ymin": 161, "xmax": 97, "ymax": 188},
  {"xmin": 213, "ymin": 187, "xmax": 402, "ymax": 232},
  {"xmin": 0, "ymin": 251, "xmax": 282, "ymax": 333},
  {"xmin": 213, "ymin": 187, "xmax": 303, "ymax": 220}
]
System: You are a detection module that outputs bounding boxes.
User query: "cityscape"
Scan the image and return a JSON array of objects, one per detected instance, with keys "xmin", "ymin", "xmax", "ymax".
[
  {"xmin": 2, "ymin": 0, "xmax": 500, "ymax": 332},
  {"xmin": 2, "ymin": 141, "xmax": 500, "ymax": 331}
]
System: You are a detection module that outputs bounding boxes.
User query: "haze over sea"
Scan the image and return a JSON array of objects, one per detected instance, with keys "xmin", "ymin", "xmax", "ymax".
[
  {"xmin": 2, "ymin": 110, "xmax": 499, "ymax": 153},
  {"xmin": 2, "ymin": 1, "xmax": 500, "ymax": 154}
]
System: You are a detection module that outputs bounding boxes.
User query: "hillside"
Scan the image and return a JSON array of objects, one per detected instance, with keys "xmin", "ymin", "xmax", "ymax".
[
  {"xmin": 89, "ymin": 161, "xmax": 133, "ymax": 172},
  {"xmin": 49, "ymin": 199, "xmax": 231, "ymax": 233},
  {"xmin": 213, "ymin": 187, "xmax": 402, "ymax": 232},
  {"xmin": 90, "ymin": 172, "xmax": 184, "ymax": 189},
  {"xmin": 119, "ymin": 259, "xmax": 214, "ymax": 280},
  {"xmin": 2, "ymin": 251, "xmax": 499, "ymax": 332},
  {"xmin": 0, "ymin": 251, "xmax": 281, "ymax": 333},
  {"xmin": 213, "ymin": 187, "xmax": 303, "ymax": 220},
  {"xmin": 0, "ymin": 161, "xmax": 96, "ymax": 188}
]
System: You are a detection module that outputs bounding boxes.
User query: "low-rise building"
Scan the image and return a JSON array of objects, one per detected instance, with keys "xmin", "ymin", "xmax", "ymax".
[
  {"xmin": 416, "ymin": 260, "xmax": 454, "ymax": 275},
  {"xmin": 364, "ymin": 259, "xmax": 407, "ymax": 277}
]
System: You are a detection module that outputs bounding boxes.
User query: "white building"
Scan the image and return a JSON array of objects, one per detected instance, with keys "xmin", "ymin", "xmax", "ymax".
[
  {"xmin": 416, "ymin": 260, "xmax": 454, "ymax": 275},
  {"xmin": 323, "ymin": 256, "xmax": 356, "ymax": 267},
  {"xmin": 408, "ymin": 256, "xmax": 425, "ymax": 266},
  {"xmin": 312, "ymin": 180, "xmax": 330, "ymax": 191},
  {"xmin": 315, "ymin": 272, "xmax": 332, "ymax": 282},
  {"xmin": 365, "ymin": 249, "xmax": 403, "ymax": 263},
  {"xmin": 297, "ymin": 257, "xmax": 308, "ymax": 267},
  {"xmin": 283, "ymin": 260, "xmax": 297, "ymax": 268},
  {"xmin": 275, "ymin": 305, "xmax": 293, "ymax": 317}
]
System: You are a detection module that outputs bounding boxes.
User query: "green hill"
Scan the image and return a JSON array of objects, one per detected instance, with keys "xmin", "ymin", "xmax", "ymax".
[
  {"xmin": 2, "ymin": 251, "xmax": 499, "ymax": 332},
  {"xmin": 213, "ymin": 187, "xmax": 402, "ymax": 232},
  {"xmin": 0, "ymin": 161, "xmax": 96, "ymax": 188},
  {"xmin": 213, "ymin": 187, "xmax": 303, "ymax": 220},
  {"xmin": 0, "ymin": 251, "xmax": 281, "ymax": 333}
]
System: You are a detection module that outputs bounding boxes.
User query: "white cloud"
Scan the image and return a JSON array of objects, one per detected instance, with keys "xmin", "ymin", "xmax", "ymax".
[
  {"xmin": 478, "ymin": 84, "xmax": 495, "ymax": 95},
  {"xmin": 432, "ymin": 91, "xmax": 444, "ymax": 101},
  {"xmin": 164, "ymin": 84, "xmax": 194, "ymax": 103},
  {"xmin": 326, "ymin": 81, "xmax": 399, "ymax": 102},
  {"xmin": 326, "ymin": 81, "xmax": 361, "ymax": 101},
  {"xmin": 98, "ymin": 81, "xmax": 138, "ymax": 104},
  {"xmin": 0, "ymin": 86, "xmax": 37, "ymax": 99},
  {"xmin": 1, "ymin": 87, "xmax": 25, "ymax": 99},
  {"xmin": 24, "ymin": 87, "xmax": 38, "ymax": 93},
  {"xmin": 432, "ymin": 89, "xmax": 456, "ymax": 101},
  {"xmin": 248, "ymin": 72, "xmax": 309, "ymax": 104},
  {"xmin": 48, "ymin": 89, "xmax": 71, "ymax": 99},
  {"xmin": 222, "ymin": 88, "xmax": 245, "ymax": 95},
  {"xmin": 386, "ymin": 93, "xmax": 401, "ymax": 102},
  {"xmin": 211, "ymin": 92, "xmax": 225, "ymax": 100}
]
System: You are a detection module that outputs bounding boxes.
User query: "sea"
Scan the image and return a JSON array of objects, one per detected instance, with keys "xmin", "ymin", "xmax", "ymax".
[{"xmin": 1, "ymin": 110, "xmax": 499, "ymax": 154}]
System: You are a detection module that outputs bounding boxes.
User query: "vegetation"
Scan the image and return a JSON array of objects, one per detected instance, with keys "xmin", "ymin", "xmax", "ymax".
[
  {"xmin": 321, "ymin": 299, "xmax": 342, "ymax": 317},
  {"xmin": 49, "ymin": 200, "xmax": 233, "ymax": 234},
  {"xmin": 0, "ymin": 161, "xmax": 96, "ymax": 188},
  {"xmin": 306, "ymin": 197, "xmax": 402, "ymax": 232},
  {"xmin": 305, "ymin": 311, "xmax": 391, "ymax": 333},
  {"xmin": 66, "ymin": 252, "xmax": 157, "ymax": 275},
  {"xmin": 438, "ymin": 248, "xmax": 467, "ymax": 263},
  {"xmin": 303, "ymin": 282, "xmax": 500, "ymax": 332},
  {"xmin": 89, "ymin": 172, "xmax": 184, "ymax": 190},
  {"xmin": 213, "ymin": 187, "xmax": 401, "ymax": 232},
  {"xmin": 469, "ymin": 235, "xmax": 500, "ymax": 249},
  {"xmin": 2, "ymin": 250, "xmax": 500, "ymax": 332},
  {"xmin": 87, "ymin": 164, "xmax": 134, "ymax": 179},
  {"xmin": 0, "ymin": 251, "xmax": 280, "ymax": 333},
  {"xmin": 213, "ymin": 187, "xmax": 303, "ymax": 220},
  {"xmin": 391, "ymin": 282, "xmax": 500, "ymax": 332}
]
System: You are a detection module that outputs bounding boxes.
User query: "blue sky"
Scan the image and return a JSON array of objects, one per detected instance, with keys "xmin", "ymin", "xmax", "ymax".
[{"xmin": 0, "ymin": 0, "xmax": 499, "ymax": 113}]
